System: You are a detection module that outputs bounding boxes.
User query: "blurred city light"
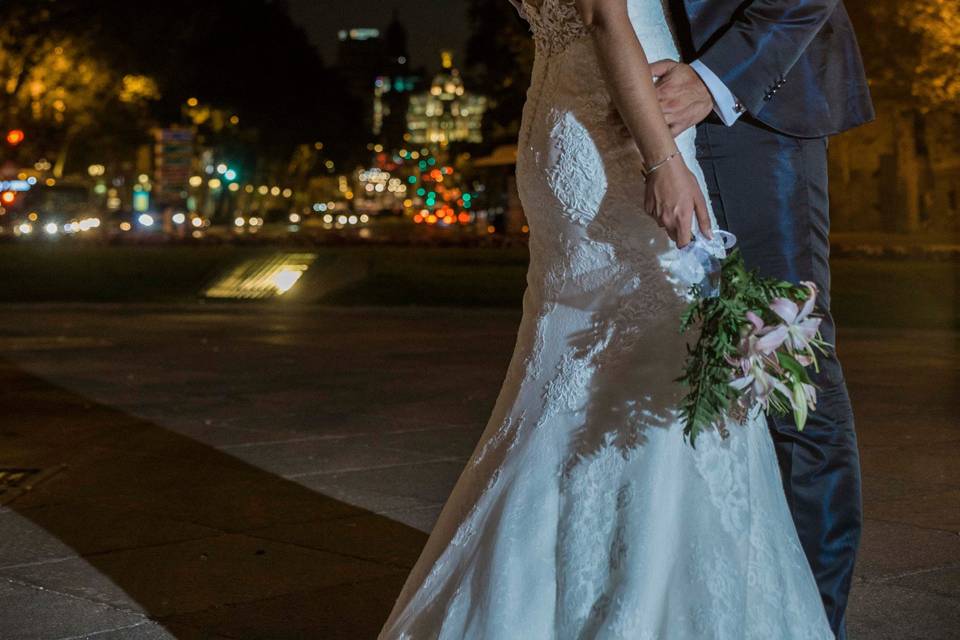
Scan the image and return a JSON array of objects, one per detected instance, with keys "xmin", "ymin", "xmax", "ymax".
[
  {"xmin": 204, "ymin": 253, "xmax": 317, "ymax": 299},
  {"xmin": 5, "ymin": 129, "xmax": 25, "ymax": 146},
  {"xmin": 270, "ymin": 269, "xmax": 303, "ymax": 294}
]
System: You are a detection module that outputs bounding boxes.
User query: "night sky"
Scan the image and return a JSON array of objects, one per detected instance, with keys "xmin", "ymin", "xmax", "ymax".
[{"xmin": 288, "ymin": 0, "xmax": 471, "ymax": 72}]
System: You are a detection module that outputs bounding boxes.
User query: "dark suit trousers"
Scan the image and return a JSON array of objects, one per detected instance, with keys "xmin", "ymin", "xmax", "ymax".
[{"xmin": 695, "ymin": 115, "xmax": 862, "ymax": 640}]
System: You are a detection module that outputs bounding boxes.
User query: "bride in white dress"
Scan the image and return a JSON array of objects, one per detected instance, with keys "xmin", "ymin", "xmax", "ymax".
[{"xmin": 379, "ymin": 0, "xmax": 834, "ymax": 638}]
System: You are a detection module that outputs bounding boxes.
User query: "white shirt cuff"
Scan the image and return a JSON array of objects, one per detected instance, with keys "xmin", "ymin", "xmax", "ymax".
[{"xmin": 690, "ymin": 59, "xmax": 744, "ymax": 127}]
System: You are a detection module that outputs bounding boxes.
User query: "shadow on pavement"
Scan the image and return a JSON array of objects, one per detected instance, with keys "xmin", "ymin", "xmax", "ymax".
[{"xmin": 0, "ymin": 359, "xmax": 424, "ymax": 639}]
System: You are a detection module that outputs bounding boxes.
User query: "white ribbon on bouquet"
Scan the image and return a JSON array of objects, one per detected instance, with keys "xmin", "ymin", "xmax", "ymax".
[{"xmin": 667, "ymin": 229, "xmax": 738, "ymax": 298}]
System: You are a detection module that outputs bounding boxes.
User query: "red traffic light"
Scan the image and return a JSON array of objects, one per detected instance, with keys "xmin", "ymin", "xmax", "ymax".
[
  {"xmin": 1, "ymin": 191, "xmax": 16, "ymax": 205},
  {"xmin": 6, "ymin": 129, "xmax": 25, "ymax": 146}
]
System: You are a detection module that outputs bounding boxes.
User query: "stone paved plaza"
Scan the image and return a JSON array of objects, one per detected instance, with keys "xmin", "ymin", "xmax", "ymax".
[{"xmin": 0, "ymin": 304, "xmax": 957, "ymax": 639}]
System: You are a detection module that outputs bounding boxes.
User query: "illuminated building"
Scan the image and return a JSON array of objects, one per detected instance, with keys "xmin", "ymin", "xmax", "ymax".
[{"xmin": 407, "ymin": 52, "xmax": 487, "ymax": 146}]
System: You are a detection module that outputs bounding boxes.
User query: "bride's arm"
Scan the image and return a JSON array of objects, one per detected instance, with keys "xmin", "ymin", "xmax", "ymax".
[{"xmin": 575, "ymin": 0, "xmax": 712, "ymax": 247}]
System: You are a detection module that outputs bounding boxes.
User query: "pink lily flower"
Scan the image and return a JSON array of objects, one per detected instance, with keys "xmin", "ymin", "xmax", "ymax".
[
  {"xmin": 744, "ymin": 310, "xmax": 789, "ymax": 354},
  {"xmin": 729, "ymin": 332, "xmax": 790, "ymax": 408},
  {"xmin": 768, "ymin": 282, "xmax": 822, "ymax": 353}
]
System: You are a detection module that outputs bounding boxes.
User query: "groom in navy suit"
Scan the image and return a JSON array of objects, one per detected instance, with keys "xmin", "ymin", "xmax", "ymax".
[{"xmin": 654, "ymin": 1, "xmax": 874, "ymax": 638}]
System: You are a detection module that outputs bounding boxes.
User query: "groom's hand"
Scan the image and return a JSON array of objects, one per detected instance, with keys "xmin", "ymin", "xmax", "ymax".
[{"xmin": 650, "ymin": 60, "xmax": 713, "ymax": 137}]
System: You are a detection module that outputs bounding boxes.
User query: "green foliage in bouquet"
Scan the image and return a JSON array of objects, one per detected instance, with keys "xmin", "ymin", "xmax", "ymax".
[{"xmin": 678, "ymin": 249, "xmax": 825, "ymax": 446}]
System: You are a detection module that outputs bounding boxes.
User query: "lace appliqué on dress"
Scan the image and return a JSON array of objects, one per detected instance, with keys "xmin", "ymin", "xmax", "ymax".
[
  {"xmin": 521, "ymin": 0, "xmax": 591, "ymax": 57},
  {"xmin": 545, "ymin": 110, "xmax": 607, "ymax": 226}
]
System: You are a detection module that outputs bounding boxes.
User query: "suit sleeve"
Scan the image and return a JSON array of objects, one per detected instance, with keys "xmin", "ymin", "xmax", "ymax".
[
  {"xmin": 697, "ymin": 0, "xmax": 840, "ymax": 117},
  {"xmin": 690, "ymin": 60, "xmax": 745, "ymax": 126}
]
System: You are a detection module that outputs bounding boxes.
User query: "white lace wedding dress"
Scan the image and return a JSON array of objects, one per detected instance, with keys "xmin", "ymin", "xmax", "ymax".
[{"xmin": 379, "ymin": 1, "xmax": 833, "ymax": 638}]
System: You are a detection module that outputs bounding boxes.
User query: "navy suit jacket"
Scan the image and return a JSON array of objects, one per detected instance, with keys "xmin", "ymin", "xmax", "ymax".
[{"xmin": 672, "ymin": 0, "xmax": 875, "ymax": 138}]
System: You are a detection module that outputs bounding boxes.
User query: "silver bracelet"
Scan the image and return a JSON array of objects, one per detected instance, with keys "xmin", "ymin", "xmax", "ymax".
[{"xmin": 641, "ymin": 150, "xmax": 680, "ymax": 179}]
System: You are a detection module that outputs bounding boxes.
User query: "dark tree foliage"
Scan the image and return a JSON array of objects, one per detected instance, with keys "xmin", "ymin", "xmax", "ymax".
[
  {"xmin": 845, "ymin": 2, "xmax": 918, "ymax": 104},
  {"xmin": 5, "ymin": 0, "xmax": 363, "ymax": 165},
  {"xmin": 464, "ymin": 0, "xmax": 534, "ymax": 152}
]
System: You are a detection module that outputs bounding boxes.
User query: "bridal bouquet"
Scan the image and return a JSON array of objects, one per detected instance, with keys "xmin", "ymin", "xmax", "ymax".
[{"xmin": 676, "ymin": 245, "xmax": 829, "ymax": 446}]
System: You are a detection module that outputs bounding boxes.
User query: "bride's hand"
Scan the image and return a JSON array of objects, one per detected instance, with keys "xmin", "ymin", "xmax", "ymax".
[{"xmin": 643, "ymin": 156, "xmax": 713, "ymax": 248}]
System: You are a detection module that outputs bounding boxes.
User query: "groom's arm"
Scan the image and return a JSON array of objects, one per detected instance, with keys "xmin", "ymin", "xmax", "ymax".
[
  {"xmin": 689, "ymin": 60, "xmax": 745, "ymax": 126},
  {"xmin": 696, "ymin": 0, "xmax": 841, "ymax": 117}
]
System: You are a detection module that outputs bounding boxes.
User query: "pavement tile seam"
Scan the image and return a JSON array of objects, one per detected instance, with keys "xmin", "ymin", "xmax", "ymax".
[
  {"xmin": 860, "ymin": 439, "xmax": 960, "ymax": 451},
  {"xmin": 376, "ymin": 444, "xmax": 474, "ymax": 461},
  {"xmin": 309, "ymin": 409, "xmax": 487, "ymax": 429},
  {"xmin": 60, "ymin": 444, "xmax": 230, "ymax": 470},
  {"xmin": 58, "ymin": 619, "xmax": 238, "ymax": 640},
  {"xmin": 1, "ymin": 535, "xmax": 404, "ymax": 620},
  {"xmin": 238, "ymin": 530, "xmax": 414, "ymax": 572},
  {"xmin": 216, "ymin": 424, "xmax": 479, "ymax": 451},
  {"xmin": 151, "ymin": 576, "xmax": 398, "ymax": 630},
  {"xmin": 52, "ymin": 494, "xmax": 242, "ymax": 532},
  {"xmin": 862, "ymin": 478, "xmax": 959, "ymax": 498},
  {"xmin": 376, "ymin": 503, "xmax": 445, "ymax": 516},
  {"xmin": 238, "ymin": 509, "xmax": 377, "ymax": 532},
  {"xmin": 53, "ymin": 620, "xmax": 161, "ymax": 640},
  {"xmin": 236, "ymin": 505, "xmax": 411, "ymax": 540},
  {"xmin": 1, "ymin": 574, "xmax": 148, "ymax": 617},
  {"xmin": 73, "ymin": 443, "xmax": 369, "ymax": 483},
  {"xmin": 64, "ymin": 531, "xmax": 234, "ymax": 563},
  {"xmin": 872, "ymin": 561, "xmax": 960, "ymax": 584},
  {"xmin": 284, "ymin": 456, "xmax": 466, "ymax": 480},
  {"xmin": 0, "ymin": 554, "xmax": 79, "ymax": 572},
  {"xmin": 866, "ymin": 515, "xmax": 960, "ymax": 536},
  {"xmin": 76, "ymin": 495, "xmax": 355, "ymax": 536},
  {"xmin": 0, "ymin": 498, "xmax": 231, "ymax": 532},
  {"xmin": 155, "ymin": 571, "xmax": 405, "ymax": 629}
]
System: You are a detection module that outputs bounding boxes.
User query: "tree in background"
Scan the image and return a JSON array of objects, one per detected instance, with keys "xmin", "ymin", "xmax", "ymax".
[
  {"xmin": 1, "ymin": 0, "xmax": 363, "ymax": 178},
  {"xmin": 0, "ymin": 4, "xmax": 160, "ymax": 176},
  {"xmin": 464, "ymin": 0, "xmax": 534, "ymax": 152},
  {"xmin": 900, "ymin": 0, "xmax": 960, "ymax": 109},
  {"xmin": 73, "ymin": 0, "xmax": 363, "ymax": 169},
  {"xmin": 838, "ymin": 0, "xmax": 960, "ymax": 233}
]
